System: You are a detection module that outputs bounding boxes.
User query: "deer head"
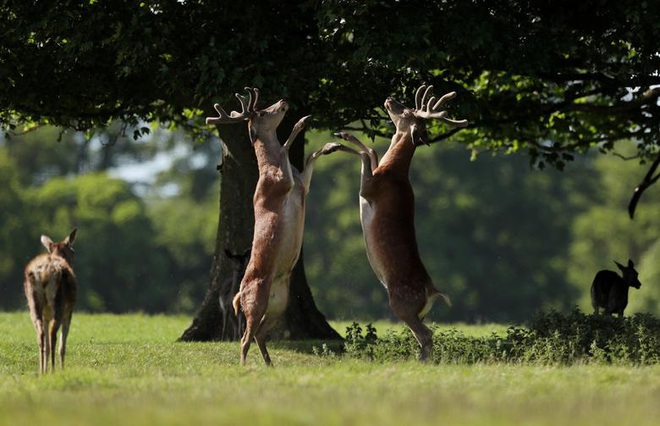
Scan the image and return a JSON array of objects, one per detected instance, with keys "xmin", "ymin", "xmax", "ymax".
[
  {"xmin": 615, "ymin": 259, "xmax": 642, "ymax": 289},
  {"xmin": 384, "ymin": 84, "xmax": 468, "ymax": 146},
  {"xmin": 41, "ymin": 228, "xmax": 77, "ymax": 265},
  {"xmin": 206, "ymin": 87, "xmax": 289, "ymax": 143}
]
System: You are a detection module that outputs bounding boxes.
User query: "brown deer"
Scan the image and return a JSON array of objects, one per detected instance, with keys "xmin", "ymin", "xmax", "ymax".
[
  {"xmin": 591, "ymin": 259, "xmax": 642, "ymax": 317},
  {"xmin": 206, "ymin": 87, "xmax": 341, "ymax": 365},
  {"xmin": 334, "ymin": 85, "xmax": 468, "ymax": 361},
  {"xmin": 24, "ymin": 229, "xmax": 77, "ymax": 374}
]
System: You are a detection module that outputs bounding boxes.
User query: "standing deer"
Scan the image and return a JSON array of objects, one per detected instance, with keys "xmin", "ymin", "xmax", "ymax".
[
  {"xmin": 219, "ymin": 248, "xmax": 251, "ymax": 341},
  {"xmin": 591, "ymin": 259, "xmax": 642, "ymax": 317},
  {"xmin": 24, "ymin": 229, "xmax": 77, "ymax": 374},
  {"xmin": 206, "ymin": 87, "xmax": 341, "ymax": 365},
  {"xmin": 334, "ymin": 85, "xmax": 468, "ymax": 361}
]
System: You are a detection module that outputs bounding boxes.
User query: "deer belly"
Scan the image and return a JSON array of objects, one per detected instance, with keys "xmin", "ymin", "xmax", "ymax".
[
  {"xmin": 359, "ymin": 198, "xmax": 388, "ymax": 288},
  {"xmin": 277, "ymin": 194, "xmax": 305, "ymax": 268},
  {"xmin": 266, "ymin": 274, "xmax": 290, "ymax": 316}
]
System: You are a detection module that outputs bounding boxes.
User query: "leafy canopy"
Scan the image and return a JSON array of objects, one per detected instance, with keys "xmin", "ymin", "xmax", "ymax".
[{"xmin": 1, "ymin": 0, "xmax": 658, "ymax": 169}]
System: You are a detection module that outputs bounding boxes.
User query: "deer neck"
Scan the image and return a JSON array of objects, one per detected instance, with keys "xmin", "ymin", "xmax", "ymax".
[
  {"xmin": 378, "ymin": 131, "xmax": 416, "ymax": 175},
  {"xmin": 253, "ymin": 131, "xmax": 282, "ymax": 168}
]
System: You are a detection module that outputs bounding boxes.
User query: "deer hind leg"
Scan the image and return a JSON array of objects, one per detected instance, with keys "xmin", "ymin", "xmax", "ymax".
[
  {"xmin": 240, "ymin": 315, "xmax": 271, "ymax": 366},
  {"xmin": 33, "ymin": 319, "xmax": 46, "ymax": 374},
  {"xmin": 59, "ymin": 311, "xmax": 73, "ymax": 369},
  {"xmin": 390, "ymin": 291, "xmax": 435, "ymax": 362},
  {"xmin": 237, "ymin": 280, "xmax": 270, "ymax": 365},
  {"xmin": 48, "ymin": 318, "xmax": 60, "ymax": 372},
  {"xmin": 254, "ymin": 316, "xmax": 278, "ymax": 367},
  {"xmin": 28, "ymin": 298, "xmax": 47, "ymax": 374},
  {"xmin": 405, "ymin": 317, "xmax": 434, "ymax": 362}
]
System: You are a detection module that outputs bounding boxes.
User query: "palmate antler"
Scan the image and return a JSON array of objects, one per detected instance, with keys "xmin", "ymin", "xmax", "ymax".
[
  {"xmin": 413, "ymin": 85, "xmax": 468, "ymax": 128},
  {"xmin": 206, "ymin": 87, "xmax": 260, "ymax": 125}
]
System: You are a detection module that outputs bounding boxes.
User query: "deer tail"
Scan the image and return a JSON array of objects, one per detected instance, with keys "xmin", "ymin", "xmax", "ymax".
[
  {"xmin": 232, "ymin": 291, "xmax": 242, "ymax": 316},
  {"xmin": 429, "ymin": 287, "xmax": 452, "ymax": 307}
]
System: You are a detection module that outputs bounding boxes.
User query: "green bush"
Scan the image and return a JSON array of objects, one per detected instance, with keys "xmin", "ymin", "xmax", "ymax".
[{"xmin": 340, "ymin": 309, "xmax": 660, "ymax": 365}]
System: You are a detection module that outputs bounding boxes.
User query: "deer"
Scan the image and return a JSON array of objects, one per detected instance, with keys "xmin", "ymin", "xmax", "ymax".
[
  {"xmin": 206, "ymin": 87, "xmax": 342, "ymax": 365},
  {"xmin": 23, "ymin": 228, "xmax": 78, "ymax": 374},
  {"xmin": 591, "ymin": 259, "xmax": 642, "ymax": 317},
  {"xmin": 219, "ymin": 248, "xmax": 251, "ymax": 341},
  {"xmin": 333, "ymin": 85, "xmax": 468, "ymax": 361}
]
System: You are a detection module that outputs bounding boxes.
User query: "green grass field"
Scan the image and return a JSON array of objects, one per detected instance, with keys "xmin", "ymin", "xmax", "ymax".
[{"xmin": 1, "ymin": 312, "xmax": 659, "ymax": 425}]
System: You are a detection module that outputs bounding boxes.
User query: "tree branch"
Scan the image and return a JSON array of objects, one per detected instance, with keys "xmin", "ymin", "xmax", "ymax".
[{"xmin": 629, "ymin": 151, "xmax": 660, "ymax": 219}]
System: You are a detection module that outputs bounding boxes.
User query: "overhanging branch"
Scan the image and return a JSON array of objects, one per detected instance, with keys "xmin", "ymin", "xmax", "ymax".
[{"xmin": 628, "ymin": 151, "xmax": 660, "ymax": 219}]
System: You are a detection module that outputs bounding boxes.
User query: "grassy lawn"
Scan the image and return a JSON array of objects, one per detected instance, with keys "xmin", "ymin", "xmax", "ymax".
[{"xmin": 1, "ymin": 312, "xmax": 659, "ymax": 425}]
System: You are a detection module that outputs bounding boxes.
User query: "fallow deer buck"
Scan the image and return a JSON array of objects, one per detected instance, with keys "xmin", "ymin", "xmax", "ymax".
[
  {"xmin": 334, "ymin": 85, "xmax": 468, "ymax": 361},
  {"xmin": 24, "ymin": 229, "xmax": 78, "ymax": 374},
  {"xmin": 591, "ymin": 259, "xmax": 642, "ymax": 317},
  {"xmin": 206, "ymin": 87, "xmax": 341, "ymax": 365}
]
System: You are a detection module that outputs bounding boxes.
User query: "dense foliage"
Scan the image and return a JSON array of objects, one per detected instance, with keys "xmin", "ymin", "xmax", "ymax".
[{"xmin": 2, "ymin": 1, "xmax": 659, "ymax": 164}]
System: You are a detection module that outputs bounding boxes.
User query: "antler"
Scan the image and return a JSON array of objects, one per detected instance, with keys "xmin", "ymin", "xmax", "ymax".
[
  {"xmin": 206, "ymin": 87, "xmax": 260, "ymax": 125},
  {"xmin": 413, "ymin": 85, "xmax": 468, "ymax": 128}
]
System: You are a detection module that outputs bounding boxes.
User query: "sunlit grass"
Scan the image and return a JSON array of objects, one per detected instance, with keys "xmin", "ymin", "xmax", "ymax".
[{"xmin": 1, "ymin": 312, "xmax": 659, "ymax": 426}]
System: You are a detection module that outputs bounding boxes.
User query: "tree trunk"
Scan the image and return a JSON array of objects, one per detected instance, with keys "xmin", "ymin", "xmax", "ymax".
[{"xmin": 179, "ymin": 116, "xmax": 341, "ymax": 342}]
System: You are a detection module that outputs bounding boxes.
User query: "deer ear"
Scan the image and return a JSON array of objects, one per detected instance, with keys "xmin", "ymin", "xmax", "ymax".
[
  {"xmin": 410, "ymin": 124, "xmax": 429, "ymax": 146},
  {"xmin": 248, "ymin": 124, "xmax": 258, "ymax": 144},
  {"xmin": 628, "ymin": 259, "xmax": 634, "ymax": 267},
  {"xmin": 614, "ymin": 260, "xmax": 625, "ymax": 270},
  {"xmin": 65, "ymin": 228, "xmax": 77, "ymax": 245},
  {"xmin": 40, "ymin": 235, "xmax": 54, "ymax": 252}
]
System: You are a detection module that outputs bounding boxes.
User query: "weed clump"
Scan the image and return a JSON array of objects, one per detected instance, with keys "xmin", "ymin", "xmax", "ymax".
[{"xmin": 339, "ymin": 309, "xmax": 660, "ymax": 365}]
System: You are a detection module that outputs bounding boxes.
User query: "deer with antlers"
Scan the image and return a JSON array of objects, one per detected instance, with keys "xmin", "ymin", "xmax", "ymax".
[
  {"xmin": 24, "ymin": 229, "xmax": 78, "ymax": 374},
  {"xmin": 206, "ymin": 87, "xmax": 341, "ymax": 365},
  {"xmin": 334, "ymin": 85, "xmax": 468, "ymax": 361}
]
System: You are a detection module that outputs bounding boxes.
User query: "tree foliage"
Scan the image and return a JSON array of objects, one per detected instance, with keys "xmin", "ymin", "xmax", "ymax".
[
  {"xmin": 2, "ymin": 1, "xmax": 658, "ymax": 163},
  {"xmin": 317, "ymin": 0, "xmax": 660, "ymax": 168}
]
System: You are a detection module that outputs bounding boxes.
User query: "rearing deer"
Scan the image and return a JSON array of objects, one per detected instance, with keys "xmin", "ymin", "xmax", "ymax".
[
  {"xmin": 24, "ymin": 229, "xmax": 78, "ymax": 374},
  {"xmin": 335, "ymin": 85, "xmax": 468, "ymax": 361},
  {"xmin": 206, "ymin": 87, "xmax": 341, "ymax": 365}
]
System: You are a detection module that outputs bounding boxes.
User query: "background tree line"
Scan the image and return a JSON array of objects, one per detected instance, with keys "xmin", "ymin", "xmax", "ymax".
[{"xmin": 2, "ymin": 126, "xmax": 658, "ymax": 322}]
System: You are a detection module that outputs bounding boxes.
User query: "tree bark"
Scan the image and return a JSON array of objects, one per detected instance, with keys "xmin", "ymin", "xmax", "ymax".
[{"xmin": 179, "ymin": 116, "xmax": 341, "ymax": 342}]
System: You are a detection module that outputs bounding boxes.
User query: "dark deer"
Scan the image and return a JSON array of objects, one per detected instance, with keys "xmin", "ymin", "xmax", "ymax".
[
  {"xmin": 23, "ymin": 229, "xmax": 78, "ymax": 374},
  {"xmin": 206, "ymin": 88, "xmax": 341, "ymax": 365},
  {"xmin": 334, "ymin": 85, "xmax": 468, "ymax": 361},
  {"xmin": 591, "ymin": 259, "xmax": 642, "ymax": 317},
  {"xmin": 219, "ymin": 248, "xmax": 251, "ymax": 341}
]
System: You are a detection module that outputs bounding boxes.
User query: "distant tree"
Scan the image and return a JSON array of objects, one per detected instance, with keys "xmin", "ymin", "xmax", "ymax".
[
  {"xmin": 0, "ymin": 149, "xmax": 35, "ymax": 308},
  {"xmin": 29, "ymin": 173, "xmax": 175, "ymax": 312}
]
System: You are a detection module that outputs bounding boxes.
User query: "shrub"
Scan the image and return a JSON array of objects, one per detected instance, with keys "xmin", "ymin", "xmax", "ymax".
[{"xmin": 338, "ymin": 309, "xmax": 660, "ymax": 365}]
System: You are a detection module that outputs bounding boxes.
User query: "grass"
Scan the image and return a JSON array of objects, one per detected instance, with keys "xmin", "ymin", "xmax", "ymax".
[{"xmin": 1, "ymin": 312, "xmax": 659, "ymax": 425}]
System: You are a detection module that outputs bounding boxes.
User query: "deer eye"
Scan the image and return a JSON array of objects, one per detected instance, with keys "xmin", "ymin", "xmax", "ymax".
[{"xmin": 258, "ymin": 112, "xmax": 265, "ymax": 117}]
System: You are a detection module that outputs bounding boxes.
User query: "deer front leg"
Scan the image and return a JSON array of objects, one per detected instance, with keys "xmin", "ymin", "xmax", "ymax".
[
  {"xmin": 300, "ymin": 142, "xmax": 345, "ymax": 194},
  {"xmin": 283, "ymin": 115, "xmax": 311, "ymax": 151},
  {"xmin": 335, "ymin": 132, "xmax": 379, "ymax": 172}
]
